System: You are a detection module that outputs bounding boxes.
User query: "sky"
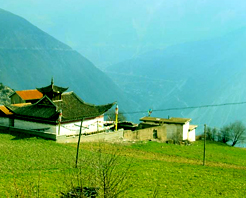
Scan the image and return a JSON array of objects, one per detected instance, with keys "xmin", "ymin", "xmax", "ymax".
[{"xmin": 1, "ymin": 0, "xmax": 246, "ymax": 68}]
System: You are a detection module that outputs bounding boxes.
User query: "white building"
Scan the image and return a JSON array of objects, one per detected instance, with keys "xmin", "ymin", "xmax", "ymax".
[
  {"xmin": 1, "ymin": 80, "xmax": 115, "ymax": 139},
  {"xmin": 139, "ymin": 116, "xmax": 197, "ymax": 142}
]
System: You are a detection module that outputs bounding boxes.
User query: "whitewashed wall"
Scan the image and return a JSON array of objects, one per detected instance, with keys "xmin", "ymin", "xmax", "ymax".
[
  {"xmin": 2, "ymin": 116, "xmax": 105, "ymax": 136},
  {"xmin": 182, "ymin": 122, "xmax": 190, "ymax": 140},
  {"xmin": 58, "ymin": 116, "xmax": 105, "ymax": 136},
  {"xmin": 0, "ymin": 117, "xmax": 10, "ymax": 127},
  {"xmin": 14, "ymin": 119, "xmax": 56, "ymax": 134},
  {"xmin": 188, "ymin": 129, "xmax": 196, "ymax": 141}
]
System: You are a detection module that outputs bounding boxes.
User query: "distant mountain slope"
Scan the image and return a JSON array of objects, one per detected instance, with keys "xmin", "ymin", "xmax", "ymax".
[
  {"xmin": 0, "ymin": 9, "xmax": 135, "ymax": 113},
  {"xmin": 105, "ymin": 27, "xmax": 246, "ymax": 130}
]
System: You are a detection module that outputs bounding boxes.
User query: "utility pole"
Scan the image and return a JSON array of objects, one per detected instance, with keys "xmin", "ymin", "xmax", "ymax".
[
  {"xmin": 75, "ymin": 117, "xmax": 84, "ymax": 168},
  {"xmin": 203, "ymin": 124, "xmax": 207, "ymax": 166}
]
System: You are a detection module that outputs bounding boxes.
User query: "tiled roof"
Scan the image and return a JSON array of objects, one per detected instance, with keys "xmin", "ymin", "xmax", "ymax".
[
  {"xmin": 37, "ymin": 84, "xmax": 68, "ymax": 94},
  {"xmin": 15, "ymin": 90, "xmax": 43, "ymax": 100},
  {"xmin": 9, "ymin": 92, "xmax": 115, "ymax": 123},
  {"xmin": 8, "ymin": 96, "xmax": 58, "ymax": 122},
  {"xmin": 140, "ymin": 117, "xmax": 191, "ymax": 124},
  {"xmin": 12, "ymin": 103, "xmax": 32, "ymax": 107},
  {"xmin": 0, "ymin": 105, "xmax": 13, "ymax": 115},
  {"xmin": 54, "ymin": 92, "xmax": 115, "ymax": 121}
]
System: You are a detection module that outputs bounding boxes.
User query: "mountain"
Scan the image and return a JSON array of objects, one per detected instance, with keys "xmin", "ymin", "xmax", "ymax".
[
  {"xmin": 0, "ymin": 83, "xmax": 14, "ymax": 105},
  {"xmin": 0, "ymin": 8, "xmax": 136, "ymax": 115},
  {"xmin": 4, "ymin": 1, "xmax": 245, "ymax": 69},
  {"xmin": 105, "ymin": 27, "xmax": 246, "ymax": 131}
]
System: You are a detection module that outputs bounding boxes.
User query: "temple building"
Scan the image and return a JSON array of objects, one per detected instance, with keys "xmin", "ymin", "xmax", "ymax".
[
  {"xmin": 0, "ymin": 80, "xmax": 115, "ymax": 139},
  {"xmin": 10, "ymin": 89, "xmax": 43, "ymax": 104}
]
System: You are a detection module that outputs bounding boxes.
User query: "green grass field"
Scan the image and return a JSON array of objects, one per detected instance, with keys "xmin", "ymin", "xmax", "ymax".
[{"xmin": 0, "ymin": 130, "xmax": 245, "ymax": 197}]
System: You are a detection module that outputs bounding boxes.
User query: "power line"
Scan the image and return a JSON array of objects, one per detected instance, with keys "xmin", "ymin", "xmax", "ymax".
[{"xmin": 105, "ymin": 101, "xmax": 246, "ymax": 116}]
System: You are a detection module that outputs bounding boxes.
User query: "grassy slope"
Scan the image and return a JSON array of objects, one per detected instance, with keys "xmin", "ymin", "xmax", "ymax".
[{"xmin": 0, "ymin": 131, "xmax": 245, "ymax": 197}]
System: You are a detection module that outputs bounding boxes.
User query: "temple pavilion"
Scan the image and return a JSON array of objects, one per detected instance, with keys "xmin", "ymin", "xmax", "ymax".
[{"xmin": 2, "ymin": 79, "xmax": 115, "ymax": 138}]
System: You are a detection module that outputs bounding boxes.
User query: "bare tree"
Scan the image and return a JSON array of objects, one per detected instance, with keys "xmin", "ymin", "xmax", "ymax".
[
  {"xmin": 207, "ymin": 127, "xmax": 218, "ymax": 141},
  {"xmin": 218, "ymin": 125, "xmax": 230, "ymax": 143},
  {"xmin": 105, "ymin": 109, "xmax": 127, "ymax": 122},
  {"xmin": 93, "ymin": 146, "xmax": 132, "ymax": 198},
  {"xmin": 62, "ymin": 143, "xmax": 133, "ymax": 198},
  {"xmin": 220, "ymin": 121, "xmax": 246, "ymax": 146}
]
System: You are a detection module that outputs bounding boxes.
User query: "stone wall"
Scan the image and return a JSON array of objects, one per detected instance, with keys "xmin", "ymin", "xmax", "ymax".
[
  {"xmin": 57, "ymin": 130, "xmax": 124, "ymax": 143},
  {"xmin": 166, "ymin": 124, "xmax": 183, "ymax": 140},
  {"xmin": 123, "ymin": 125, "xmax": 167, "ymax": 142}
]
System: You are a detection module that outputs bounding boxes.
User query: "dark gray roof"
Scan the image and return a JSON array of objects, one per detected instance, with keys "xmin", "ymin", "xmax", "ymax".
[
  {"xmin": 54, "ymin": 92, "xmax": 115, "ymax": 121},
  {"xmin": 37, "ymin": 83, "xmax": 68, "ymax": 94},
  {"xmin": 8, "ymin": 92, "xmax": 115, "ymax": 124},
  {"xmin": 7, "ymin": 96, "xmax": 58, "ymax": 123}
]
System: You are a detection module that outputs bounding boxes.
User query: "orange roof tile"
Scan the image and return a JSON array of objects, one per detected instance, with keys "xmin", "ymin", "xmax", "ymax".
[
  {"xmin": 15, "ymin": 90, "xmax": 43, "ymax": 100},
  {"xmin": 12, "ymin": 103, "xmax": 32, "ymax": 107},
  {"xmin": 0, "ymin": 105, "xmax": 13, "ymax": 115}
]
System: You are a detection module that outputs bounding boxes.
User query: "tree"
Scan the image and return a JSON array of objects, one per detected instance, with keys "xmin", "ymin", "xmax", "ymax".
[
  {"xmin": 218, "ymin": 125, "xmax": 230, "ymax": 143},
  {"xmin": 220, "ymin": 121, "xmax": 246, "ymax": 146},
  {"xmin": 61, "ymin": 143, "xmax": 133, "ymax": 198},
  {"xmin": 207, "ymin": 127, "xmax": 218, "ymax": 141},
  {"xmin": 105, "ymin": 108, "xmax": 127, "ymax": 122}
]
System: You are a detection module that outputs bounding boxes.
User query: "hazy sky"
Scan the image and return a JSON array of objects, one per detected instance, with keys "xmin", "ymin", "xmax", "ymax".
[{"xmin": 1, "ymin": 0, "xmax": 246, "ymax": 67}]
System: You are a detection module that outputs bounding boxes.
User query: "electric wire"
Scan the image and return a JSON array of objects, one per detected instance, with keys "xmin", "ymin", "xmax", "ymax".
[{"xmin": 105, "ymin": 101, "xmax": 246, "ymax": 116}]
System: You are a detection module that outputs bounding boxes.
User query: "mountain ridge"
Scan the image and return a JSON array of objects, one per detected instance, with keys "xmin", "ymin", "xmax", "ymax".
[
  {"xmin": 105, "ymin": 27, "xmax": 246, "ymax": 129},
  {"xmin": 0, "ymin": 8, "xmax": 136, "ymax": 116}
]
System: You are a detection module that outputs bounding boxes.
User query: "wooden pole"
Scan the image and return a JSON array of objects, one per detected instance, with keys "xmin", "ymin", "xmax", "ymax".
[
  {"xmin": 115, "ymin": 113, "xmax": 118, "ymax": 131},
  {"xmin": 115, "ymin": 104, "xmax": 118, "ymax": 131},
  {"xmin": 75, "ymin": 118, "xmax": 83, "ymax": 168},
  {"xmin": 203, "ymin": 124, "xmax": 207, "ymax": 166}
]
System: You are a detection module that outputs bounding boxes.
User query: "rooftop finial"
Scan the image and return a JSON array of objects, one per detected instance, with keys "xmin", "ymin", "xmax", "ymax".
[{"xmin": 51, "ymin": 77, "xmax": 54, "ymax": 85}]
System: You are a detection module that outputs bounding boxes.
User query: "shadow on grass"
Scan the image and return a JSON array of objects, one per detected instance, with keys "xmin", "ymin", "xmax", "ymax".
[{"xmin": 0, "ymin": 129, "xmax": 42, "ymax": 140}]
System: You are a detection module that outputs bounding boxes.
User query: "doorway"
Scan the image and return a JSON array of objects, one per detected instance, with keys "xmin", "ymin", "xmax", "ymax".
[{"xmin": 153, "ymin": 129, "xmax": 158, "ymax": 139}]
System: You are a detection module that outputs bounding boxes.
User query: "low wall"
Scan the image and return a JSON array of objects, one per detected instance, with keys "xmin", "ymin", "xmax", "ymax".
[
  {"xmin": 0, "ymin": 125, "xmax": 123, "ymax": 143},
  {"xmin": 124, "ymin": 126, "xmax": 167, "ymax": 142},
  {"xmin": 56, "ymin": 130, "xmax": 124, "ymax": 143}
]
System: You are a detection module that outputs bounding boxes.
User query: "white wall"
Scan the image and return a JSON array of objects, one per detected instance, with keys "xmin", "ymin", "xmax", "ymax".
[
  {"xmin": 3, "ymin": 116, "xmax": 105, "ymax": 136},
  {"xmin": 182, "ymin": 122, "xmax": 190, "ymax": 140},
  {"xmin": 0, "ymin": 117, "xmax": 10, "ymax": 127},
  {"xmin": 58, "ymin": 116, "xmax": 105, "ymax": 136},
  {"xmin": 14, "ymin": 119, "xmax": 56, "ymax": 134},
  {"xmin": 188, "ymin": 129, "xmax": 196, "ymax": 141}
]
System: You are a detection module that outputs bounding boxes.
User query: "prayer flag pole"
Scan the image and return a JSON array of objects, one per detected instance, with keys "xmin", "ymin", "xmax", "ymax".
[{"xmin": 115, "ymin": 104, "xmax": 118, "ymax": 131}]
